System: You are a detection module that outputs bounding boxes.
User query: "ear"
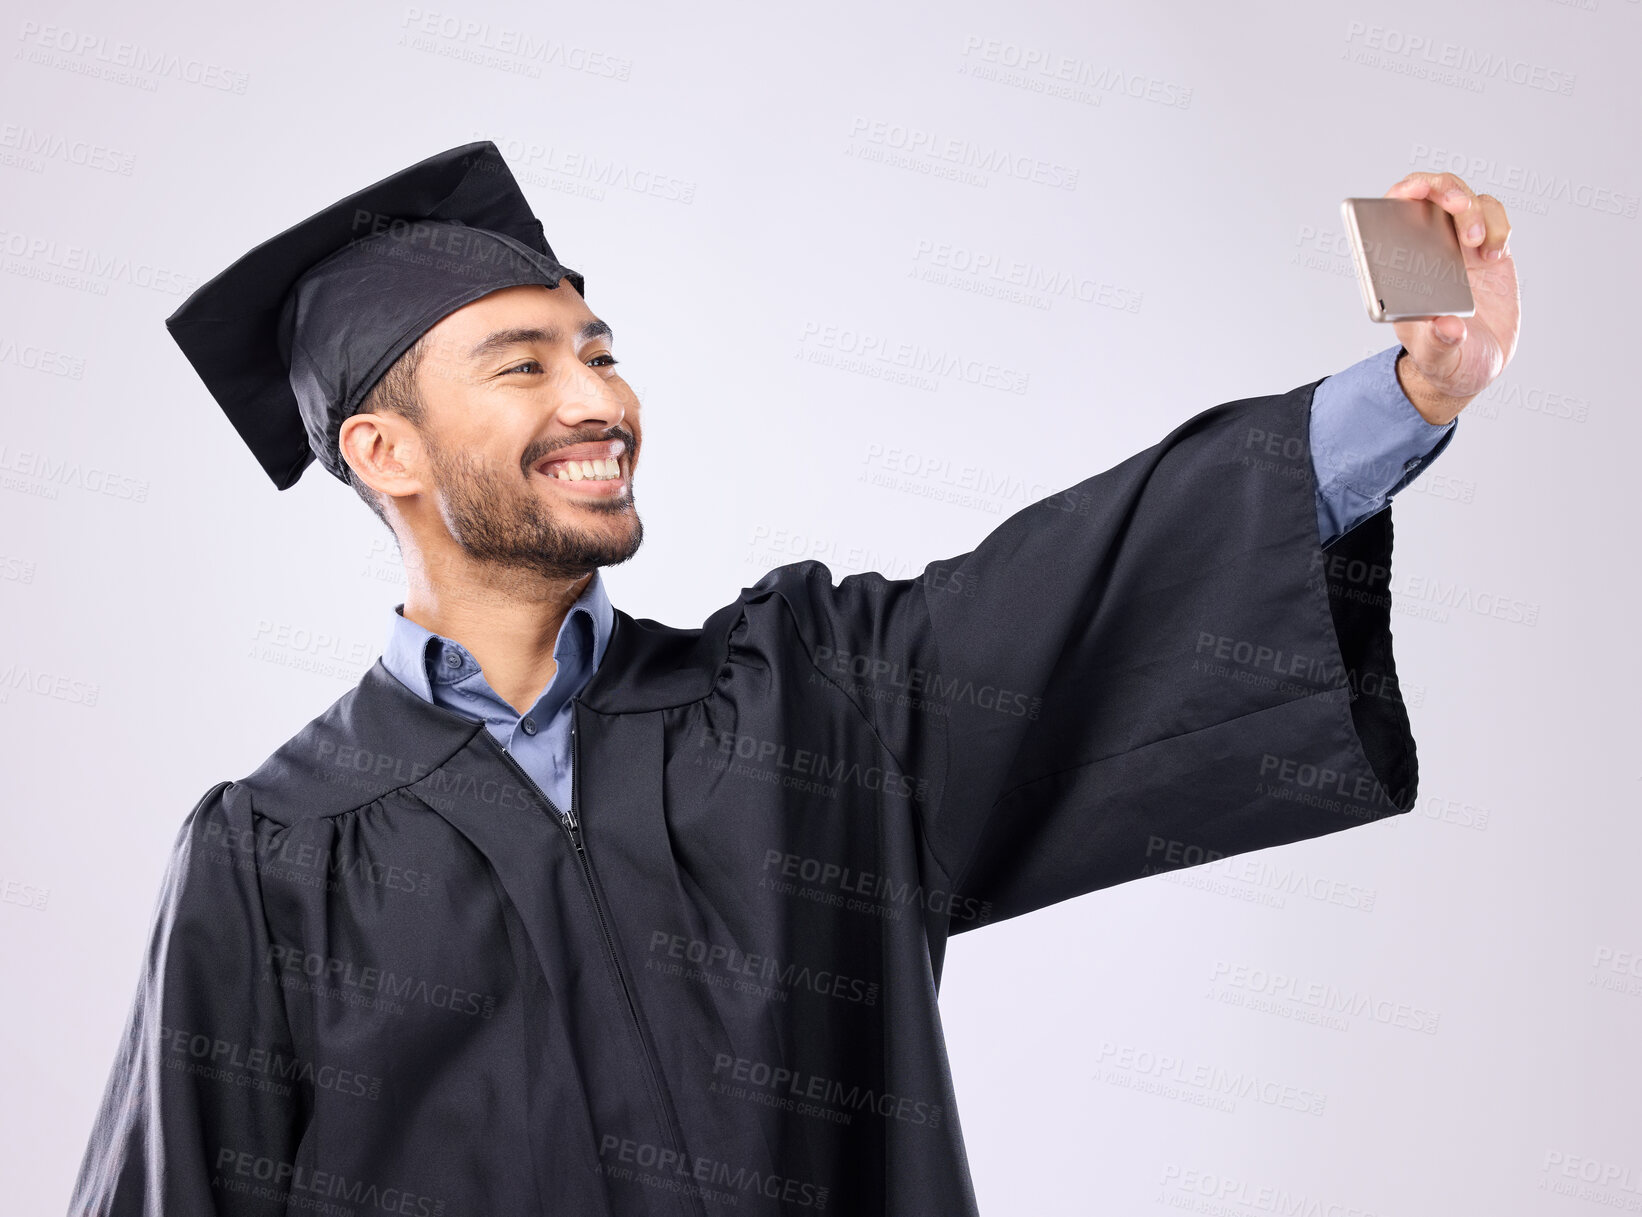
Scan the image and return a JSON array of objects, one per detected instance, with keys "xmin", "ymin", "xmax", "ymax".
[{"xmin": 339, "ymin": 411, "xmax": 427, "ymax": 500}]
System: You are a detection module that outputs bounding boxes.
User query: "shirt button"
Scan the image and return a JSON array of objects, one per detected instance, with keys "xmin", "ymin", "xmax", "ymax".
[
  {"xmin": 521, "ymin": 717, "xmax": 537, "ymax": 735},
  {"xmin": 1404, "ymin": 458, "xmax": 1420, "ymax": 470},
  {"xmin": 444, "ymin": 651, "xmax": 462, "ymax": 668}
]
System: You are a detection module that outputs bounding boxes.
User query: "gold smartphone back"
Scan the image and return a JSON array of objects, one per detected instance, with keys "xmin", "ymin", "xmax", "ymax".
[{"xmin": 1341, "ymin": 198, "xmax": 1476, "ymax": 322}]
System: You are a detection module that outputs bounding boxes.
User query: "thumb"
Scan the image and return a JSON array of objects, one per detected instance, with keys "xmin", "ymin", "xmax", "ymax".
[{"xmin": 1400, "ymin": 315, "xmax": 1467, "ymax": 383}]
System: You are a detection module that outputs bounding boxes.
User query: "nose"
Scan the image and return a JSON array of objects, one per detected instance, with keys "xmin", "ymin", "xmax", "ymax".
[{"xmin": 550, "ymin": 358, "xmax": 627, "ymax": 431}]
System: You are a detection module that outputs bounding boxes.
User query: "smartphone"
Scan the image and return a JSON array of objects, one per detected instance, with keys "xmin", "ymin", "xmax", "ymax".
[{"xmin": 1340, "ymin": 197, "xmax": 1475, "ymax": 322}]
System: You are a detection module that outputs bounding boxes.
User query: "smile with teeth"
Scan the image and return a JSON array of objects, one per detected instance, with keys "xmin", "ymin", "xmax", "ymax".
[{"xmin": 542, "ymin": 456, "xmax": 622, "ymax": 482}]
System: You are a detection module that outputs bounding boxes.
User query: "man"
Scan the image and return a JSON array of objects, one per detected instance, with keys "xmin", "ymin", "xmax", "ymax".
[{"xmin": 71, "ymin": 142, "xmax": 1517, "ymax": 1216}]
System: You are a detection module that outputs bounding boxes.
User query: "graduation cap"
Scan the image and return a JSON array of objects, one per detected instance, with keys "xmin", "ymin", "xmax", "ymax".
[{"xmin": 165, "ymin": 140, "xmax": 585, "ymax": 491}]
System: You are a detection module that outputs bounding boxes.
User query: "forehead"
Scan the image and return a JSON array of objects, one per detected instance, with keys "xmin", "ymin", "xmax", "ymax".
[{"xmin": 420, "ymin": 282, "xmax": 602, "ymax": 360}]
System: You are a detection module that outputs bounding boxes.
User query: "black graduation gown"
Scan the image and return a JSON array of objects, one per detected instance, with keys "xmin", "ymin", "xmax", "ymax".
[{"xmin": 71, "ymin": 374, "xmax": 1421, "ymax": 1216}]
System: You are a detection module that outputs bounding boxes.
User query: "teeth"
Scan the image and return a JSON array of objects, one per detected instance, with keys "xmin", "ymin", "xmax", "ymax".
[{"xmin": 550, "ymin": 456, "xmax": 621, "ymax": 482}]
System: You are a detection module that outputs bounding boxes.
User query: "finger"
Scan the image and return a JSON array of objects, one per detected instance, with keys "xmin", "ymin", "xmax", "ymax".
[
  {"xmin": 1386, "ymin": 171, "xmax": 1486, "ymax": 251},
  {"xmin": 1474, "ymin": 193, "xmax": 1512, "ymax": 261},
  {"xmin": 1394, "ymin": 315, "xmax": 1468, "ymax": 397},
  {"xmin": 1428, "ymin": 315, "xmax": 1466, "ymax": 346},
  {"xmin": 1393, "ymin": 309, "xmax": 1467, "ymax": 350},
  {"xmin": 1385, "ymin": 172, "xmax": 1473, "ymax": 210}
]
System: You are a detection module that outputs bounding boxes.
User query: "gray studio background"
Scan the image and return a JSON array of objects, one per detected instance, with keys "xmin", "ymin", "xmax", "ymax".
[{"xmin": 3, "ymin": 0, "xmax": 1635, "ymax": 1212}]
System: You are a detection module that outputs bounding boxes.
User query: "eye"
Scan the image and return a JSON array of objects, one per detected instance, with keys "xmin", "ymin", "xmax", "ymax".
[
  {"xmin": 502, "ymin": 359, "xmax": 542, "ymax": 375},
  {"xmin": 589, "ymin": 353, "xmax": 620, "ymax": 369}
]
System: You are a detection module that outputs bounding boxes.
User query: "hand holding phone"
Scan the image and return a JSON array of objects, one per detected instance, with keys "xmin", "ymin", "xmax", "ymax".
[
  {"xmin": 1334, "ymin": 174, "xmax": 1521, "ymax": 425},
  {"xmin": 1341, "ymin": 197, "xmax": 1475, "ymax": 322}
]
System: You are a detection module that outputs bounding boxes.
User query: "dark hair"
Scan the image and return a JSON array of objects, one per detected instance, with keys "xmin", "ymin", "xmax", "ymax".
[{"xmin": 343, "ymin": 335, "xmax": 429, "ymax": 534}]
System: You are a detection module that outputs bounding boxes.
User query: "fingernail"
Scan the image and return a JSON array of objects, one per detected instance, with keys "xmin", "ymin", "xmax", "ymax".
[{"xmin": 1466, "ymin": 224, "xmax": 1483, "ymax": 242}]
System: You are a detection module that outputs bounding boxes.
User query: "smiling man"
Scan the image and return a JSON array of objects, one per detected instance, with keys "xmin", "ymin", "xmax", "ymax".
[
  {"xmin": 345, "ymin": 292, "xmax": 644, "ymax": 741},
  {"xmin": 71, "ymin": 142, "xmax": 1517, "ymax": 1217}
]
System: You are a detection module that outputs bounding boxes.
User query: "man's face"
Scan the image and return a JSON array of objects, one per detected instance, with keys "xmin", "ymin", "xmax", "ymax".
[{"xmin": 403, "ymin": 281, "xmax": 642, "ymax": 583}]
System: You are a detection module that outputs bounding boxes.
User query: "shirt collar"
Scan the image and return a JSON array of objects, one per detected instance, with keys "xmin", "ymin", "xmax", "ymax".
[{"xmin": 381, "ymin": 567, "xmax": 616, "ymax": 704}]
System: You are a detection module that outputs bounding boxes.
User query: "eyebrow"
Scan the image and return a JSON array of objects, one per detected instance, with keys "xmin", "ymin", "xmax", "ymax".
[{"xmin": 465, "ymin": 318, "xmax": 614, "ymax": 364}]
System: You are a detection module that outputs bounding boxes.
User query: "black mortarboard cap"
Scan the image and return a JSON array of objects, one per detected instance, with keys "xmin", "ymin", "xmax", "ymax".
[{"xmin": 165, "ymin": 140, "xmax": 585, "ymax": 491}]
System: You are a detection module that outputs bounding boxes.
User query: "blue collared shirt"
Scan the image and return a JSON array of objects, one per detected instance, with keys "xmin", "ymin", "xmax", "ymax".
[
  {"xmin": 1311, "ymin": 344, "xmax": 1456, "ymax": 548},
  {"xmin": 380, "ymin": 566, "xmax": 614, "ymax": 819},
  {"xmin": 377, "ymin": 343, "xmax": 1455, "ymax": 821}
]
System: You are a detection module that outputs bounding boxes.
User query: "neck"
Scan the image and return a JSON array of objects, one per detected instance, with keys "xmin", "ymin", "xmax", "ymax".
[{"xmin": 402, "ymin": 564, "xmax": 594, "ymax": 716}]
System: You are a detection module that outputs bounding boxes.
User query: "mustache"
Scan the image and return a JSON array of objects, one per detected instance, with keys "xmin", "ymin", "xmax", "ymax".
[{"xmin": 525, "ymin": 425, "xmax": 635, "ymax": 469}]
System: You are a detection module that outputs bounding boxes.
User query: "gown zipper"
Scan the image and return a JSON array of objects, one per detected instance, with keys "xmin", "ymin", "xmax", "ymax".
[{"xmin": 478, "ymin": 699, "xmax": 704, "ymax": 1216}]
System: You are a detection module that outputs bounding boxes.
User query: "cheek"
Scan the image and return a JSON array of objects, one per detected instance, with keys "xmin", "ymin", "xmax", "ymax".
[
  {"xmin": 473, "ymin": 406, "xmax": 538, "ymax": 465},
  {"xmin": 443, "ymin": 426, "xmax": 530, "ymax": 481}
]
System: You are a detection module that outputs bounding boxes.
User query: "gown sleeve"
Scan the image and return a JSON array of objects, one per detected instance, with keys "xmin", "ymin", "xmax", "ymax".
[
  {"xmin": 754, "ymin": 375, "xmax": 1421, "ymax": 932},
  {"xmin": 69, "ymin": 781, "xmax": 308, "ymax": 1215}
]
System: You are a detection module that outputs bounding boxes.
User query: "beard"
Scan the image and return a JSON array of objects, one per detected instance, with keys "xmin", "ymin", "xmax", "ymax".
[{"xmin": 422, "ymin": 426, "xmax": 643, "ymax": 583}]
